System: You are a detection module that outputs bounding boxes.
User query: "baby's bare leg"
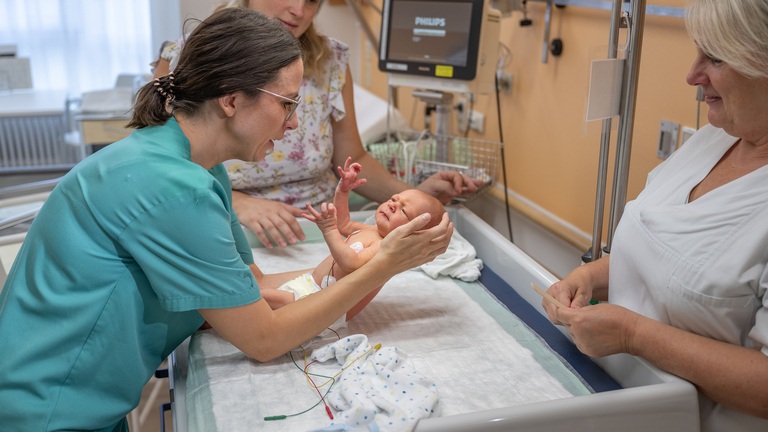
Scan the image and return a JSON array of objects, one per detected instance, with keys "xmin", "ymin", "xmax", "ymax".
[
  {"xmin": 346, "ymin": 285, "xmax": 383, "ymax": 321},
  {"xmin": 260, "ymin": 288, "xmax": 296, "ymax": 310}
]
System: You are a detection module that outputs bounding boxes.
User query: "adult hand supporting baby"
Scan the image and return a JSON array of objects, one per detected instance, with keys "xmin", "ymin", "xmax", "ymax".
[{"xmin": 374, "ymin": 212, "xmax": 453, "ymax": 275}]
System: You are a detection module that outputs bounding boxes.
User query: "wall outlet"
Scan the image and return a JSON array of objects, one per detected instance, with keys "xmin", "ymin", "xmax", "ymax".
[
  {"xmin": 499, "ymin": 72, "xmax": 513, "ymax": 94},
  {"xmin": 657, "ymin": 119, "xmax": 679, "ymax": 160},
  {"xmin": 469, "ymin": 110, "xmax": 485, "ymax": 134},
  {"xmin": 456, "ymin": 96, "xmax": 484, "ymax": 134},
  {"xmin": 680, "ymin": 126, "xmax": 696, "ymax": 147},
  {"xmin": 456, "ymin": 97, "xmax": 469, "ymax": 132}
]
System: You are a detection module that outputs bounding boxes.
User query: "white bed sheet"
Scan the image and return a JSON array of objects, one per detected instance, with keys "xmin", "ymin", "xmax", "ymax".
[{"xmin": 185, "ymin": 241, "xmax": 587, "ymax": 432}]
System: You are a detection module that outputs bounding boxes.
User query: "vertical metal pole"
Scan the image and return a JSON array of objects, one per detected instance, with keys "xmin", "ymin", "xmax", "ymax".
[
  {"xmin": 541, "ymin": 0, "xmax": 553, "ymax": 63},
  {"xmin": 435, "ymin": 94, "xmax": 453, "ymax": 163},
  {"xmin": 606, "ymin": 0, "xmax": 646, "ymax": 252},
  {"xmin": 589, "ymin": 0, "xmax": 623, "ymax": 262},
  {"xmin": 413, "ymin": 90, "xmax": 453, "ymax": 163},
  {"xmin": 386, "ymin": 84, "xmax": 392, "ymax": 146}
]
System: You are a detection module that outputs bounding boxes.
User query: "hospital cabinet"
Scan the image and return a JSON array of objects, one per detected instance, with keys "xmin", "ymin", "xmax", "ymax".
[{"xmin": 77, "ymin": 114, "xmax": 132, "ymax": 146}]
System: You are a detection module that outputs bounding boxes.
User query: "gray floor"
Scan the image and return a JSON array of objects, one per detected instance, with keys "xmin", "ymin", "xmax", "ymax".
[{"xmin": 129, "ymin": 364, "xmax": 173, "ymax": 432}]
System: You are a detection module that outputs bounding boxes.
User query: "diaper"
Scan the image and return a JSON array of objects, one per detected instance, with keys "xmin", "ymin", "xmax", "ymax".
[
  {"xmin": 277, "ymin": 272, "xmax": 322, "ymax": 301},
  {"xmin": 277, "ymin": 273, "xmax": 347, "ymax": 331}
]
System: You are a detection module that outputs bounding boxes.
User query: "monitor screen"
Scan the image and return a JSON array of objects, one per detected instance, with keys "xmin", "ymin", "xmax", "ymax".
[
  {"xmin": 379, "ymin": 0, "xmax": 488, "ymax": 81},
  {"xmin": 387, "ymin": 1, "xmax": 474, "ymax": 67}
]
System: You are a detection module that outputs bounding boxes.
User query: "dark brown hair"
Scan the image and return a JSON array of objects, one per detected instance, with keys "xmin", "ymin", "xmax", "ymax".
[{"xmin": 129, "ymin": 8, "xmax": 302, "ymax": 129}]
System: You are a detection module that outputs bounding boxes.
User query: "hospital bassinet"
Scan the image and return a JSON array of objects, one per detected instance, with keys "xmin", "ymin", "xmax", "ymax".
[{"xmin": 168, "ymin": 207, "xmax": 700, "ymax": 432}]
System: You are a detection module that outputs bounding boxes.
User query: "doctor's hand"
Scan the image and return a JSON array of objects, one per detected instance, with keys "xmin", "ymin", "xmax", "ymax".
[
  {"xmin": 375, "ymin": 212, "xmax": 453, "ymax": 275},
  {"xmin": 416, "ymin": 171, "xmax": 485, "ymax": 205},
  {"xmin": 232, "ymin": 191, "xmax": 306, "ymax": 248},
  {"xmin": 555, "ymin": 304, "xmax": 641, "ymax": 358}
]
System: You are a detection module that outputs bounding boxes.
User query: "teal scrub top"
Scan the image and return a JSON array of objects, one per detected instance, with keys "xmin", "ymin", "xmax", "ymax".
[{"xmin": 0, "ymin": 118, "xmax": 261, "ymax": 431}]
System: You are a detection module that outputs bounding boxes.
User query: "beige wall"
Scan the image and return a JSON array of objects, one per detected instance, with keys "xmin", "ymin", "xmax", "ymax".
[
  {"xmin": 169, "ymin": 1, "xmax": 704, "ymax": 246},
  {"xmin": 178, "ymin": 0, "xmax": 220, "ymax": 32},
  {"xmin": 354, "ymin": 0, "xmax": 706, "ymax": 245}
]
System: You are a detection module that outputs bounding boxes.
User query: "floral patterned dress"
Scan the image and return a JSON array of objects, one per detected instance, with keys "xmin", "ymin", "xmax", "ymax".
[{"xmin": 159, "ymin": 37, "xmax": 349, "ymax": 206}]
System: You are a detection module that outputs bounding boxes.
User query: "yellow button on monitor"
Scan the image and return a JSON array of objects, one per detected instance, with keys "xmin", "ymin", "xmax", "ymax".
[{"xmin": 435, "ymin": 65, "xmax": 454, "ymax": 78}]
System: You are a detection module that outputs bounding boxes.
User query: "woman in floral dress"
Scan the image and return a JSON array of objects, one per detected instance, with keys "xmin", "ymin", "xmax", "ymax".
[{"xmin": 154, "ymin": 0, "xmax": 482, "ymax": 248}]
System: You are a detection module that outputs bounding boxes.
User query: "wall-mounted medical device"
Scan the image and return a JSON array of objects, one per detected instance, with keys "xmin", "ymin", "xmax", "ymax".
[{"xmin": 378, "ymin": 0, "xmax": 501, "ymax": 94}]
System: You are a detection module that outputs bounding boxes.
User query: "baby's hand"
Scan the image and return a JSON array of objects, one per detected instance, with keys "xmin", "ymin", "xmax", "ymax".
[
  {"xmin": 303, "ymin": 202, "xmax": 338, "ymax": 233},
  {"xmin": 337, "ymin": 157, "xmax": 367, "ymax": 193}
]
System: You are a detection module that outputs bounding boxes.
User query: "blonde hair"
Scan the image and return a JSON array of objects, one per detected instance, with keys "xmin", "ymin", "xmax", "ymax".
[
  {"xmin": 686, "ymin": 0, "xmax": 768, "ymax": 79},
  {"xmin": 215, "ymin": 0, "xmax": 330, "ymax": 80},
  {"xmin": 410, "ymin": 190, "xmax": 446, "ymax": 230}
]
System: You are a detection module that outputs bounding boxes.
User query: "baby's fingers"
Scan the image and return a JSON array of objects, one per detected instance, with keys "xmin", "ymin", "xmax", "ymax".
[{"xmin": 305, "ymin": 203, "xmax": 321, "ymax": 217}]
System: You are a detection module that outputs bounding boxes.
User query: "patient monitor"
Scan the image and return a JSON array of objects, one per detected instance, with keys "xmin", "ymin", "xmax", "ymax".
[{"xmin": 378, "ymin": 0, "xmax": 501, "ymax": 95}]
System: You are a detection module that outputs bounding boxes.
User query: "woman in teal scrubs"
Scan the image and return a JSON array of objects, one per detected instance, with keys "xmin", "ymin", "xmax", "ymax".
[{"xmin": 0, "ymin": 8, "xmax": 452, "ymax": 432}]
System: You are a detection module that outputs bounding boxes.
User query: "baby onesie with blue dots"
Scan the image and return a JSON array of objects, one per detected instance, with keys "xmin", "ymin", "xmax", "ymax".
[{"xmin": 310, "ymin": 334, "xmax": 438, "ymax": 432}]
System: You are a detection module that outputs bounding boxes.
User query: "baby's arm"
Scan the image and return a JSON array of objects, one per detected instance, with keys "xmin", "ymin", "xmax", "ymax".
[
  {"xmin": 334, "ymin": 157, "xmax": 368, "ymax": 236},
  {"xmin": 304, "ymin": 204, "xmax": 377, "ymax": 273},
  {"xmin": 341, "ymin": 238, "xmax": 381, "ymax": 273},
  {"xmin": 331, "ymin": 232, "xmax": 381, "ymax": 274},
  {"xmin": 340, "ymin": 239, "xmax": 383, "ymax": 320}
]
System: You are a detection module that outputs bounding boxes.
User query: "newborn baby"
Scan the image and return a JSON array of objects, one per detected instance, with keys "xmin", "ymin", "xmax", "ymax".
[{"xmin": 262, "ymin": 158, "xmax": 445, "ymax": 322}]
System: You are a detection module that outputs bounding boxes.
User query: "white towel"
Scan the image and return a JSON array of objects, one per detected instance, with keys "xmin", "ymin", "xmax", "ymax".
[
  {"xmin": 419, "ymin": 229, "xmax": 483, "ymax": 282},
  {"xmin": 309, "ymin": 334, "xmax": 438, "ymax": 432},
  {"xmin": 363, "ymin": 215, "xmax": 483, "ymax": 282}
]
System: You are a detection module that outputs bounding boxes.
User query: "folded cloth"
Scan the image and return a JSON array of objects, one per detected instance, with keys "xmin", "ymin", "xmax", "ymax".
[
  {"xmin": 363, "ymin": 215, "xmax": 483, "ymax": 282},
  {"xmin": 309, "ymin": 335, "xmax": 438, "ymax": 432},
  {"xmin": 419, "ymin": 229, "xmax": 483, "ymax": 282}
]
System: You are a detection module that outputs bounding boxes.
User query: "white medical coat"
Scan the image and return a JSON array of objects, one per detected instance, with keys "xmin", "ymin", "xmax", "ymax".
[{"xmin": 609, "ymin": 124, "xmax": 768, "ymax": 432}]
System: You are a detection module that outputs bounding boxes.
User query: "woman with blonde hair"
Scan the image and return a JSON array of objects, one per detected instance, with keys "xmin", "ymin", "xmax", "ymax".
[
  {"xmin": 543, "ymin": 1, "xmax": 768, "ymax": 430},
  {"xmin": 154, "ymin": 0, "xmax": 482, "ymax": 249}
]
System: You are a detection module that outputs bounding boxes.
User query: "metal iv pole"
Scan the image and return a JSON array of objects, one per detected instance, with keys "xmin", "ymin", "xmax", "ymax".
[{"xmin": 587, "ymin": 0, "xmax": 647, "ymax": 262}]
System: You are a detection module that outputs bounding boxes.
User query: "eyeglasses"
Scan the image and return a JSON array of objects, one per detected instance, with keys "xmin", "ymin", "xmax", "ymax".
[{"xmin": 257, "ymin": 88, "xmax": 302, "ymax": 122}]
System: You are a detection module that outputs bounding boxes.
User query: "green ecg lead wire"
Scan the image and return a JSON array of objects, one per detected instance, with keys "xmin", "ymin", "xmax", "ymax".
[{"xmin": 263, "ymin": 351, "xmax": 336, "ymax": 421}]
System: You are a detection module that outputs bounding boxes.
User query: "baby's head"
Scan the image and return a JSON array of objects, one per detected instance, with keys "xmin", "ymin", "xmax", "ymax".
[{"xmin": 374, "ymin": 189, "xmax": 445, "ymax": 237}]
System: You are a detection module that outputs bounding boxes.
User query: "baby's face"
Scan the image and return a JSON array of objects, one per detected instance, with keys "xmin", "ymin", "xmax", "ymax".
[{"xmin": 375, "ymin": 189, "xmax": 438, "ymax": 237}]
